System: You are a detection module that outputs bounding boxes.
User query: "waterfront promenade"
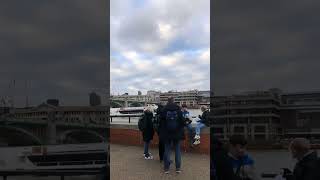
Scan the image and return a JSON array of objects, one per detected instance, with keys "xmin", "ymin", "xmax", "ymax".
[{"xmin": 110, "ymin": 144, "xmax": 210, "ymax": 180}]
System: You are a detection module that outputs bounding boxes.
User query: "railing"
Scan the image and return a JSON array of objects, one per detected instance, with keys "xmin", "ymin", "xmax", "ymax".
[
  {"xmin": 109, "ymin": 114, "xmax": 142, "ymax": 124},
  {"xmin": 109, "ymin": 114, "xmax": 199, "ymax": 124}
]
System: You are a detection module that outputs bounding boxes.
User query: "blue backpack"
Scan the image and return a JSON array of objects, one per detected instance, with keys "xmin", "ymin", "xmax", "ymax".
[{"xmin": 166, "ymin": 111, "xmax": 178, "ymax": 132}]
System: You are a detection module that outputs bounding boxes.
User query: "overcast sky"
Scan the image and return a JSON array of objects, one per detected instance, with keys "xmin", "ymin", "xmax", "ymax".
[
  {"xmin": 110, "ymin": 0, "xmax": 210, "ymax": 95},
  {"xmin": 0, "ymin": 0, "xmax": 108, "ymax": 107},
  {"xmin": 213, "ymin": 0, "xmax": 320, "ymax": 95}
]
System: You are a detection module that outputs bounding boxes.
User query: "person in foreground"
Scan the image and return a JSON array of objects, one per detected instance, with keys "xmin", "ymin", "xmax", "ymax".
[
  {"xmin": 279, "ymin": 138, "xmax": 320, "ymax": 180},
  {"xmin": 159, "ymin": 97, "xmax": 185, "ymax": 174},
  {"xmin": 228, "ymin": 135, "xmax": 260, "ymax": 180}
]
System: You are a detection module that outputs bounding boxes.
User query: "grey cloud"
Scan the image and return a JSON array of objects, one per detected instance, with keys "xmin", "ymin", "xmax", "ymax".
[
  {"xmin": 0, "ymin": 0, "xmax": 108, "ymax": 107},
  {"xmin": 213, "ymin": 0, "xmax": 320, "ymax": 95}
]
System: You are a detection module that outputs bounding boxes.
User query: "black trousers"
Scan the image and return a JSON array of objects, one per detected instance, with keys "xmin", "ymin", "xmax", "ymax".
[{"xmin": 158, "ymin": 134, "xmax": 165, "ymax": 160}]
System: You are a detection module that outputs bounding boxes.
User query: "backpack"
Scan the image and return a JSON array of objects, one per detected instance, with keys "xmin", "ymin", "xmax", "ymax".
[
  {"xmin": 166, "ymin": 110, "xmax": 179, "ymax": 132},
  {"xmin": 138, "ymin": 116, "xmax": 146, "ymax": 131}
]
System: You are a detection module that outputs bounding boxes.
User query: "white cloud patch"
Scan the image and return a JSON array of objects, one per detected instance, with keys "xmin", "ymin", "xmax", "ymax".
[{"xmin": 111, "ymin": 0, "xmax": 210, "ymax": 95}]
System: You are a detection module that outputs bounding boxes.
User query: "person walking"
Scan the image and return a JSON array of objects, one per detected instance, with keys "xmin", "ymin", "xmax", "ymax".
[{"xmin": 159, "ymin": 97, "xmax": 185, "ymax": 174}]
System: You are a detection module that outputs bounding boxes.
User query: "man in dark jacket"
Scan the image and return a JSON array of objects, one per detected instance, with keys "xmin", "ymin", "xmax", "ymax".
[
  {"xmin": 141, "ymin": 108, "xmax": 155, "ymax": 160},
  {"xmin": 159, "ymin": 97, "xmax": 185, "ymax": 174},
  {"xmin": 194, "ymin": 105, "xmax": 210, "ymax": 145},
  {"xmin": 283, "ymin": 138, "xmax": 320, "ymax": 180}
]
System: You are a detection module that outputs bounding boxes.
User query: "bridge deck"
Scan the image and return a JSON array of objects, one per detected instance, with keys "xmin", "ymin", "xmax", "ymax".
[{"xmin": 110, "ymin": 144, "xmax": 210, "ymax": 180}]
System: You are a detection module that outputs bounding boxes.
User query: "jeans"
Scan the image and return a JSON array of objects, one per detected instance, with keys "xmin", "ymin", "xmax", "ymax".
[
  {"xmin": 195, "ymin": 122, "xmax": 206, "ymax": 136},
  {"xmin": 185, "ymin": 123, "xmax": 194, "ymax": 144},
  {"xmin": 144, "ymin": 141, "xmax": 150, "ymax": 155},
  {"xmin": 164, "ymin": 140, "xmax": 181, "ymax": 170}
]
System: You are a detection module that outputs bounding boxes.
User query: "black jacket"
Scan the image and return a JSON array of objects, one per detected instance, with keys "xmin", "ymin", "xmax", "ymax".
[
  {"xmin": 211, "ymin": 136, "xmax": 242, "ymax": 180},
  {"xmin": 199, "ymin": 109, "xmax": 210, "ymax": 127},
  {"xmin": 141, "ymin": 111, "xmax": 155, "ymax": 142},
  {"xmin": 159, "ymin": 103, "xmax": 185, "ymax": 142},
  {"xmin": 291, "ymin": 151, "xmax": 320, "ymax": 180}
]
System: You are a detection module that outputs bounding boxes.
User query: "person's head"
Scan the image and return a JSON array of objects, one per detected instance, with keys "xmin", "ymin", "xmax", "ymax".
[
  {"xmin": 200, "ymin": 105, "xmax": 208, "ymax": 112},
  {"xmin": 167, "ymin": 96, "xmax": 175, "ymax": 104},
  {"xmin": 229, "ymin": 135, "xmax": 248, "ymax": 158},
  {"xmin": 289, "ymin": 138, "xmax": 311, "ymax": 160},
  {"xmin": 144, "ymin": 107, "xmax": 152, "ymax": 114},
  {"xmin": 181, "ymin": 104, "xmax": 188, "ymax": 111}
]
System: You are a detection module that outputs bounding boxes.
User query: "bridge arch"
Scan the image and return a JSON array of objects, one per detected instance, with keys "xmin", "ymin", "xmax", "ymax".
[
  {"xmin": 59, "ymin": 129, "xmax": 105, "ymax": 144},
  {"xmin": 0, "ymin": 125, "xmax": 42, "ymax": 146},
  {"xmin": 128, "ymin": 102, "xmax": 144, "ymax": 107},
  {"xmin": 110, "ymin": 101, "xmax": 123, "ymax": 108}
]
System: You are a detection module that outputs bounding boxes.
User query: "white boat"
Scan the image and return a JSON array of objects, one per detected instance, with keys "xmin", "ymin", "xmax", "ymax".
[
  {"xmin": 0, "ymin": 143, "xmax": 107, "ymax": 171},
  {"xmin": 116, "ymin": 104, "xmax": 158, "ymax": 115}
]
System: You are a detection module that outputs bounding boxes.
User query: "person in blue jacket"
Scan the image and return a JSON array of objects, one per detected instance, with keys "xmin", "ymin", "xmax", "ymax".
[
  {"xmin": 181, "ymin": 104, "xmax": 194, "ymax": 147},
  {"xmin": 193, "ymin": 106, "xmax": 210, "ymax": 145},
  {"xmin": 227, "ymin": 135, "xmax": 259, "ymax": 180}
]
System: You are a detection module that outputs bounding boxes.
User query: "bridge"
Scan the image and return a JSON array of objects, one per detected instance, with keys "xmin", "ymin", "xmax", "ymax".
[
  {"xmin": 0, "ymin": 115, "xmax": 107, "ymax": 146},
  {"xmin": 110, "ymin": 96, "xmax": 158, "ymax": 108}
]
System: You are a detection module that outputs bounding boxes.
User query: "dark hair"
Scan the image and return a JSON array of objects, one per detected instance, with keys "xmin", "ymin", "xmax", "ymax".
[
  {"xmin": 167, "ymin": 96, "xmax": 174, "ymax": 103},
  {"xmin": 181, "ymin": 104, "xmax": 187, "ymax": 108},
  {"xmin": 229, "ymin": 135, "xmax": 247, "ymax": 146}
]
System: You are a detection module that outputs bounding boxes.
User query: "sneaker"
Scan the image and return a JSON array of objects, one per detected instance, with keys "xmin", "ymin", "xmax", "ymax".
[
  {"xmin": 194, "ymin": 135, "xmax": 200, "ymax": 140},
  {"xmin": 176, "ymin": 169, "xmax": 181, "ymax": 173},
  {"xmin": 193, "ymin": 139, "xmax": 200, "ymax": 145},
  {"xmin": 144, "ymin": 153, "xmax": 153, "ymax": 159},
  {"xmin": 164, "ymin": 170, "xmax": 169, "ymax": 174}
]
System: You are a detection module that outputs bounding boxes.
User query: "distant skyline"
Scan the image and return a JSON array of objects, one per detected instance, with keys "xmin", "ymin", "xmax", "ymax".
[
  {"xmin": 111, "ymin": 0, "xmax": 210, "ymax": 95},
  {"xmin": 110, "ymin": 88, "xmax": 210, "ymax": 96}
]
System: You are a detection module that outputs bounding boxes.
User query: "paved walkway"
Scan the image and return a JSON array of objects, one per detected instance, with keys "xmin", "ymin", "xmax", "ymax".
[{"xmin": 111, "ymin": 144, "xmax": 210, "ymax": 180}]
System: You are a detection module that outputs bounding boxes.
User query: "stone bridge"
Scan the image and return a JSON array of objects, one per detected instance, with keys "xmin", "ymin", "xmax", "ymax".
[{"xmin": 0, "ymin": 116, "xmax": 108, "ymax": 146}]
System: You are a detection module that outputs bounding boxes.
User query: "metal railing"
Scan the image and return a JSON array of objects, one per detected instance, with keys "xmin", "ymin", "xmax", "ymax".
[
  {"xmin": 109, "ymin": 114, "xmax": 142, "ymax": 124},
  {"xmin": 109, "ymin": 114, "xmax": 199, "ymax": 124}
]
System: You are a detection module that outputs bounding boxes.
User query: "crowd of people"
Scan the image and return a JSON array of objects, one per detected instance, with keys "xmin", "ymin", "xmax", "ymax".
[
  {"xmin": 137, "ymin": 96, "xmax": 320, "ymax": 179},
  {"xmin": 211, "ymin": 135, "xmax": 320, "ymax": 180},
  {"xmin": 138, "ymin": 96, "xmax": 210, "ymax": 174}
]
